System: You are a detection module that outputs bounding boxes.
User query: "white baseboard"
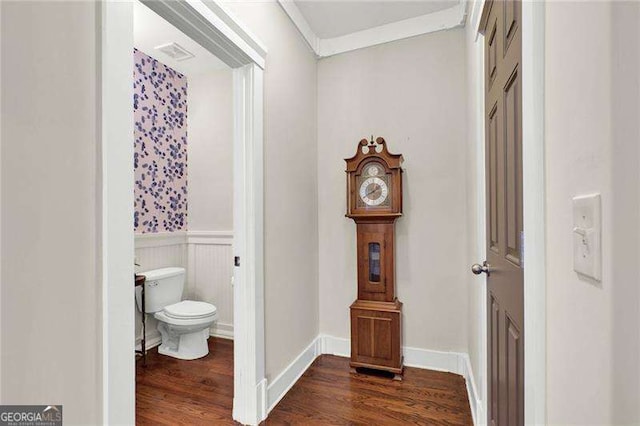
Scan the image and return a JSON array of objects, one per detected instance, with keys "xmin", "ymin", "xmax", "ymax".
[
  {"xmin": 266, "ymin": 334, "xmax": 482, "ymax": 425},
  {"xmin": 135, "ymin": 331, "xmax": 161, "ymax": 352},
  {"xmin": 318, "ymin": 333, "xmax": 349, "ymax": 356},
  {"xmin": 210, "ymin": 322, "xmax": 234, "ymax": 340},
  {"xmin": 266, "ymin": 337, "xmax": 321, "ymax": 412},
  {"xmin": 459, "ymin": 353, "xmax": 482, "ymax": 425},
  {"xmin": 319, "ymin": 334, "xmax": 464, "ymax": 372}
]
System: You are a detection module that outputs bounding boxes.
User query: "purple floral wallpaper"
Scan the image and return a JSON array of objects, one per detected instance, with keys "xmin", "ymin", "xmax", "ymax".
[{"xmin": 134, "ymin": 49, "xmax": 188, "ymax": 233}]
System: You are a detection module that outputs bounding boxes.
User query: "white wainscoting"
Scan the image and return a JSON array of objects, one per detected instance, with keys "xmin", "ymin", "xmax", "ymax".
[
  {"xmin": 186, "ymin": 231, "xmax": 234, "ymax": 339},
  {"xmin": 266, "ymin": 334, "xmax": 481, "ymax": 425},
  {"xmin": 134, "ymin": 231, "xmax": 234, "ymax": 350},
  {"xmin": 134, "ymin": 233, "xmax": 188, "ymax": 347},
  {"xmin": 135, "ymin": 234, "xmax": 188, "ymax": 269}
]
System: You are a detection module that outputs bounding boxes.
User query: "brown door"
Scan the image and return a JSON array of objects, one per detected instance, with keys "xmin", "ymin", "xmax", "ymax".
[{"xmin": 478, "ymin": 1, "xmax": 524, "ymax": 425}]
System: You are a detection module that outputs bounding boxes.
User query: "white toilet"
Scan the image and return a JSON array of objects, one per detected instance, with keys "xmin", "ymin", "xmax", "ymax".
[{"xmin": 136, "ymin": 267, "xmax": 218, "ymax": 360}]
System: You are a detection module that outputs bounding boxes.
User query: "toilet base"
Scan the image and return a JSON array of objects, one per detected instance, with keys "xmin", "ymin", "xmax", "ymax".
[{"xmin": 157, "ymin": 322, "xmax": 212, "ymax": 360}]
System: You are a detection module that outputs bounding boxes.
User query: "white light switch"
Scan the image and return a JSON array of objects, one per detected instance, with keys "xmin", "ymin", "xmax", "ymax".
[{"xmin": 572, "ymin": 193, "xmax": 601, "ymax": 281}]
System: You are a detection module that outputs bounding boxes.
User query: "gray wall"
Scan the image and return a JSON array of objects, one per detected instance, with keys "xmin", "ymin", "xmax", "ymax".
[
  {"xmin": 545, "ymin": 1, "xmax": 640, "ymax": 423},
  {"xmin": 187, "ymin": 69, "xmax": 234, "ymax": 232},
  {"xmin": 225, "ymin": 1, "xmax": 320, "ymax": 383},
  {"xmin": 316, "ymin": 29, "xmax": 469, "ymax": 352},
  {"xmin": 545, "ymin": 2, "xmax": 611, "ymax": 422},
  {"xmin": 1, "ymin": 2, "xmax": 102, "ymax": 423},
  {"xmin": 610, "ymin": 2, "xmax": 640, "ymax": 423}
]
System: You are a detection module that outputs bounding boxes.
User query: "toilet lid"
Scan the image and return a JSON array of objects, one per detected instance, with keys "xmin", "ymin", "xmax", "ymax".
[{"xmin": 163, "ymin": 300, "xmax": 217, "ymax": 319}]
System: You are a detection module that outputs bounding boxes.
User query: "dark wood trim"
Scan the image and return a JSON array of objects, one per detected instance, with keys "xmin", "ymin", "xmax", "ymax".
[
  {"xmin": 345, "ymin": 137, "xmax": 403, "ymax": 172},
  {"xmin": 345, "ymin": 213, "xmax": 402, "ymax": 222},
  {"xmin": 350, "ymin": 298, "xmax": 402, "ymax": 312}
]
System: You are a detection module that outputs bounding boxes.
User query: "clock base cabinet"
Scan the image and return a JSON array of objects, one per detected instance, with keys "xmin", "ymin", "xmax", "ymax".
[{"xmin": 349, "ymin": 299, "xmax": 403, "ymax": 376}]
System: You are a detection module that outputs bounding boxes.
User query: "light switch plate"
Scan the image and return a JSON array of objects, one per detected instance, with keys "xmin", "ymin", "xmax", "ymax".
[{"xmin": 572, "ymin": 193, "xmax": 601, "ymax": 281}]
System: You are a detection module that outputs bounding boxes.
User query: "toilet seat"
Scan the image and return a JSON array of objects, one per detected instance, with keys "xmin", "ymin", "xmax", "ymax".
[
  {"xmin": 163, "ymin": 300, "xmax": 217, "ymax": 320},
  {"xmin": 155, "ymin": 300, "xmax": 218, "ymax": 327},
  {"xmin": 155, "ymin": 311, "xmax": 217, "ymax": 327}
]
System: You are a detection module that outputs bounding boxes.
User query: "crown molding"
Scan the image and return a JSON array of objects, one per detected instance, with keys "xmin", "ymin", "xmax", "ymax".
[
  {"xmin": 278, "ymin": 0, "xmax": 467, "ymax": 58},
  {"xmin": 278, "ymin": 0, "xmax": 320, "ymax": 54}
]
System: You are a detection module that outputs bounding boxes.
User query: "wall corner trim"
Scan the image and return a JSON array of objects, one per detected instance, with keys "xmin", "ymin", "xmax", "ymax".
[{"xmin": 265, "ymin": 334, "xmax": 481, "ymax": 424}]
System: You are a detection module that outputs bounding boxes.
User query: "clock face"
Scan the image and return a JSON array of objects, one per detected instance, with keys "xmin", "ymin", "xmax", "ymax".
[
  {"xmin": 354, "ymin": 162, "xmax": 393, "ymax": 209},
  {"xmin": 359, "ymin": 177, "xmax": 388, "ymax": 206},
  {"xmin": 359, "ymin": 168, "xmax": 389, "ymax": 207}
]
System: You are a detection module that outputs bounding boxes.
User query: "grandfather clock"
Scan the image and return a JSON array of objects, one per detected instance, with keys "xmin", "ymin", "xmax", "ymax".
[{"xmin": 346, "ymin": 137, "xmax": 403, "ymax": 379}]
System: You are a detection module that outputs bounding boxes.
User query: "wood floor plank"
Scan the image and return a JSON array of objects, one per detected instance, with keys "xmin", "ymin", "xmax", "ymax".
[
  {"xmin": 266, "ymin": 356, "xmax": 472, "ymax": 426},
  {"xmin": 136, "ymin": 338, "xmax": 236, "ymax": 425},
  {"xmin": 136, "ymin": 338, "xmax": 473, "ymax": 425}
]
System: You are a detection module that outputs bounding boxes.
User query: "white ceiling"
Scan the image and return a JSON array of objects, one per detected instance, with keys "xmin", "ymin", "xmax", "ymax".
[
  {"xmin": 294, "ymin": 0, "xmax": 460, "ymax": 39},
  {"xmin": 133, "ymin": 1, "xmax": 229, "ymax": 77}
]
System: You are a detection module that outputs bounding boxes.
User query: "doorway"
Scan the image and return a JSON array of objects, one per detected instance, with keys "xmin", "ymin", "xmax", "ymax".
[
  {"xmin": 132, "ymin": 0, "xmax": 235, "ymax": 419},
  {"xmin": 99, "ymin": 1, "xmax": 267, "ymax": 424}
]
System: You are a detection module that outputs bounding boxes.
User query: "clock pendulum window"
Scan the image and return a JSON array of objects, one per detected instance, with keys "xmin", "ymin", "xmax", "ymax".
[{"xmin": 345, "ymin": 136, "xmax": 404, "ymax": 380}]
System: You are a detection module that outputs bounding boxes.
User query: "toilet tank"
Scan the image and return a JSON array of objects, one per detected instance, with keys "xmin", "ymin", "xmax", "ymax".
[{"xmin": 137, "ymin": 267, "xmax": 185, "ymax": 313}]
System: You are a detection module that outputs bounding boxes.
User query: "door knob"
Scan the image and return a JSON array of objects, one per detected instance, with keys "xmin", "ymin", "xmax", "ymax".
[{"xmin": 471, "ymin": 261, "xmax": 490, "ymax": 276}]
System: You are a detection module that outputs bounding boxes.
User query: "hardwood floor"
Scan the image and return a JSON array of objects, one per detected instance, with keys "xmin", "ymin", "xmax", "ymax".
[
  {"xmin": 136, "ymin": 338, "xmax": 473, "ymax": 425},
  {"xmin": 269, "ymin": 356, "xmax": 473, "ymax": 425},
  {"xmin": 136, "ymin": 338, "xmax": 235, "ymax": 425}
]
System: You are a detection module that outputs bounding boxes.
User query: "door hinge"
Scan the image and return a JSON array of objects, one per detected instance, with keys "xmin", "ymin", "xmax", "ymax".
[{"xmin": 234, "ymin": 256, "xmax": 240, "ymax": 267}]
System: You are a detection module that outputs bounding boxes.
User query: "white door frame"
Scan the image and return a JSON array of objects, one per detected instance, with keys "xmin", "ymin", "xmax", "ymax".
[
  {"xmin": 521, "ymin": 2, "xmax": 546, "ymax": 424},
  {"xmin": 470, "ymin": 1, "xmax": 546, "ymax": 424},
  {"xmin": 99, "ymin": 1, "xmax": 268, "ymax": 424}
]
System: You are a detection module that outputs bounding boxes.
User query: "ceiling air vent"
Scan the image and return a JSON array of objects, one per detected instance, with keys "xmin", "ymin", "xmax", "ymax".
[{"xmin": 154, "ymin": 42, "xmax": 194, "ymax": 62}]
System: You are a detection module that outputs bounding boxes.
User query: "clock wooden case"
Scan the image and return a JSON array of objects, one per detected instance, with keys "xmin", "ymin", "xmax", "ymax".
[{"xmin": 345, "ymin": 137, "xmax": 404, "ymax": 379}]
